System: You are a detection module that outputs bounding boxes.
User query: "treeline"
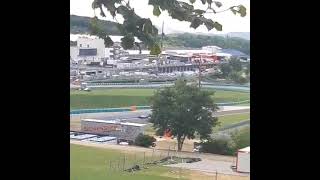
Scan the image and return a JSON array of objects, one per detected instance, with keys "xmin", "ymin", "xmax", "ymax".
[
  {"xmin": 70, "ymin": 15, "xmax": 121, "ymax": 35},
  {"xmin": 162, "ymin": 33, "xmax": 250, "ymax": 55},
  {"xmin": 70, "ymin": 15, "xmax": 250, "ymax": 55}
]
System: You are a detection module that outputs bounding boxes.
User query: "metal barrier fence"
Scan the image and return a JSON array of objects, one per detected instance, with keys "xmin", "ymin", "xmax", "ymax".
[
  {"xmin": 104, "ymin": 149, "xmax": 250, "ymax": 180},
  {"xmin": 219, "ymin": 120, "xmax": 250, "ymax": 131},
  {"xmin": 70, "ymin": 106, "xmax": 151, "ymax": 114},
  {"xmin": 70, "ymin": 100, "xmax": 250, "ymax": 115}
]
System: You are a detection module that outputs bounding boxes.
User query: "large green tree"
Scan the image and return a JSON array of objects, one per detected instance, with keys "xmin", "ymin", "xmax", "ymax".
[
  {"xmin": 150, "ymin": 80, "xmax": 219, "ymax": 151},
  {"xmin": 219, "ymin": 63, "xmax": 232, "ymax": 78},
  {"xmin": 229, "ymin": 57, "xmax": 242, "ymax": 72},
  {"xmin": 90, "ymin": 0, "xmax": 246, "ymax": 54}
]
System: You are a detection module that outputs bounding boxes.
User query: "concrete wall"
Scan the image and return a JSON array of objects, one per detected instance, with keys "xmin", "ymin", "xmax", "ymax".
[{"xmin": 237, "ymin": 152, "xmax": 250, "ymax": 173}]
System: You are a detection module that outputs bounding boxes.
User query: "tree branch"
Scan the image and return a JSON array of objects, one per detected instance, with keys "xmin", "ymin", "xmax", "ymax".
[{"xmin": 204, "ymin": 6, "xmax": 235, "ymax": 14}]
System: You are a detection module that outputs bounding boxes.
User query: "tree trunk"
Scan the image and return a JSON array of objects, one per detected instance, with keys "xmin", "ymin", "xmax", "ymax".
[{"xmin": 177, "ymin": 135, "xmax": 186, "ymax": 152}]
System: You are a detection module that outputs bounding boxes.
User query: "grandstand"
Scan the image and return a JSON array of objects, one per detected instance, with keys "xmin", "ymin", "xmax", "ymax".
[
  {"xmin": 84, "ymin": 136, "xmax": 117, "ymax": 144},
  {"xmin": 70, "ymin": 133, "xmax": 97, "ymax": 140},
  {"xmin": 81, "ymin": 119, "xmax": 146, "ymax": 142}
]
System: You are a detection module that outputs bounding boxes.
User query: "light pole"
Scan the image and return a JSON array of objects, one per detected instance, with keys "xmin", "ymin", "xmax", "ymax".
[{"xmin": 198, "ymin": 55, "xmax": 202, "ymax": 89}]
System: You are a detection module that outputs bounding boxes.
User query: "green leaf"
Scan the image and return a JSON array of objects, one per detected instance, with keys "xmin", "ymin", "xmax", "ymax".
[
  {"xmin": 104, "ymin": 36, "xmax": 114, "ymax": 47},
  {"xmin": 238, "ymin": 5, "xmax": 246, "ymax": 17},
  {"xmin": 180, "ymin": 2, "xmax": 194, "ymax": 11},
  {"xmin": 121, "ymin": 34, "xmax": 135, "ymax": 49},
  {"xmin": 153, "ymin": 5, "xmax": 161, "ymax": 16},
  {"xmin": 193, "ymin": 9, "xmax": 206, "ymax": 15},
  {"xmin": 142, "ymin": 19, "xmax": 154, "ymax": 34},
  {"xmin": 190, "ymin": 17, "xmax": 203, "ymax": 29},
  {"xmin": 91, "ymin": 1, "xmax": 99, "ymax": 9},
  {"xmin": 150, "ymin": 43, "xmax": 161, "ymax": 55},
  {"xmin": 99, "ymin": 6, "xmax": 106, "ymax": 17},
  {"xmin": 213, "ymin": 1, "xmax": 222, "ymax": 8},
  {"xmin": 201, "ymin": 0, "xmax": 206, "ymax": 5},
  {"xmin": 204, "ymin": 19, "xmax": 215, "ymax": 31},
  {"xmin": 148, "ymin": 0, "xmax": 159, "ymax": 5},
  {"xmin": 213, "ymin": 22, "xmax": 222, "ymax": 31},
  {"xmin": 189, "ymin": 0, "xmax": 196, "ymax": 4}
]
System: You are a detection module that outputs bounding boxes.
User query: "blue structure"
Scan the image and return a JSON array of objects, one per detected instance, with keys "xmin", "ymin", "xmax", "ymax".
[{"xmin": 221, "ymin": 49, "xmax": 249, "ymax": 59}]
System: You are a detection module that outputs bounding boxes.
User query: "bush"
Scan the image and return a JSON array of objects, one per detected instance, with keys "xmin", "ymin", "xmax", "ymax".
[
  {"xmin": 200, "ymin": 135, "xmax": 236, "ymax": 155},
  {"xmin": 231, "ymin": 127, "xmax": 250, "ymax": 150},
  {"xmin": 200, "ymin": 127, "xmax": 250, "ymax": 155},
  {"xmin": 134, "ymin": 134, "xmax": 156, "ymax": 147}
]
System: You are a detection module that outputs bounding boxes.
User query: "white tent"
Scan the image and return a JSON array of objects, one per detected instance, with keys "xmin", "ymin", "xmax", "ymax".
[{"xmin": 236, "ymin": 146, "xmax": 250, "ymax": 173}]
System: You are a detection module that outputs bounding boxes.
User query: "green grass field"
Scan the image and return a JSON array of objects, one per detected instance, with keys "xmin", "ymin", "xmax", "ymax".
[
  {"xmin": 144, "ymin": 113, "xmax": 250, "ymax": 136},
  {"xmin": 70, "ymin": 88, "xmax": 249, "ymax": 109},
  {"xmin": 214, "ymin": 113, "xmax": 250, "ymax": 131},
  {"xmin": 71, "ymin": 144, "xmax": 187, "ymax": 180}
]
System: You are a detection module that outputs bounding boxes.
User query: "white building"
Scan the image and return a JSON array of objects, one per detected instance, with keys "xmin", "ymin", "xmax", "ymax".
[
  {"xmin": 202, "ymin": 46, "xmax": 222, "ymax": 54},
  {"xmin": 70, "ymin": 34, "xmax": 105, "ymax": 64},
  {"xmin": 236, "ymin": 146, "xmax": 250, "ymax": 173}
]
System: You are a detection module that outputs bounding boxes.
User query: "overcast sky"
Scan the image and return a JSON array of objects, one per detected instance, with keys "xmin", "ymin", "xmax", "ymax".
[{"xmin": 70, "ymin": 0, "xmax": 250, "ymax": 34}]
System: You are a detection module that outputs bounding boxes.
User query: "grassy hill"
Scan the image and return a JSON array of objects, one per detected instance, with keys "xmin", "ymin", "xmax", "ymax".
[{"xmin": 70, "ymin": 15, "xmax": 121, "ymax": 35}]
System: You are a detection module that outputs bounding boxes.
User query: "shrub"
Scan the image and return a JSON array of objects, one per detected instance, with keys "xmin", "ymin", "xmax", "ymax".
[
  {"xmin": 231, "ymin": 127, "xmax": 250, "ymax": 150},
  {"xmin": 200, "ymin": 127, "xmax": 250, "ymax": 155},
  {"xmin": 134, "ymin": 133, "xmax": 156, "ymax": 147},
  {"xmin": 200, "ymin": 135, "xmax": 236, "ymax": 155}
]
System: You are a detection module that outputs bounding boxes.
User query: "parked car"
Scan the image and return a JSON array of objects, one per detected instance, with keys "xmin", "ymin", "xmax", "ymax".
[{"xmin": 119, "ymin": 142, "xmax": 129, "ymax": 145}]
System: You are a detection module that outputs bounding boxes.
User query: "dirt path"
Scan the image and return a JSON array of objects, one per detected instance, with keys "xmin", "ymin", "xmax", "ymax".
[{"xmin": 70, "ymin": 140, "xmax": 234, "ymax": 162}]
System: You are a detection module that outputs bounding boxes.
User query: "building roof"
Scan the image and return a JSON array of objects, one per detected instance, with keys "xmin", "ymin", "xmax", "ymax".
[
  {"xmin": 70, "ymin": 34, "xmax": 141, "ymax": 43},
  {"xmin": 82, "ymin": 119, "xmax": 146, "ymax": 127},
  {"xmin": 126, "ymin": 50, "xmax": 150, "ymax": 55},
  {"xmin": 87, "ymin": 136, "xmax": 117, "ymax": 141},
  {"xmin": 220, "ymin": 49, "xmax": 249, "ymax": 57},
  {"xmin": 164, "ymin": 49, "xmax": 211, "ymax": 56},
  {"xmin": 239, "ymin": 146, "xmax": 250, "ymax": 153},
  {"xmin": 216, "ymin": 52, "xmax": 232, "ymax": 57},
  {"xmin": 202, "ymin": 46, "xmax": 222, "ymax": 50}
]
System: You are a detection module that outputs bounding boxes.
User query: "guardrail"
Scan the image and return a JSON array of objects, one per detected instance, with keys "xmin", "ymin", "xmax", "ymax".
[
  {"xmin": 219, "ymin": 120, "xmax": 250, "ymax": 131},
  {"xmin": 85, "ymin": 81, "xmax": 249, "ymax": 87}
]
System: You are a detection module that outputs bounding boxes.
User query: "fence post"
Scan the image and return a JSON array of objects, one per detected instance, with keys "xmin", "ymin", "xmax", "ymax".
[
  {"xmin": 123, "ymin": 155, "xmax": 126, "ymax": 171},
  {"xmin": 143, "ymin": 152, "xmax": 145, "ymax": 165},
  {"xmin": 215, "ymin": 170, "xmax": 218, "ymax": 180},
  {"xmin": 152, "ymin": 148, "xmax": 155, "ymax": 162}
]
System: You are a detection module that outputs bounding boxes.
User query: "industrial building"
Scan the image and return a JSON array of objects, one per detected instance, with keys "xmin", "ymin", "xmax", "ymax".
[
  {"xmin": 236, "ymin": 146, "xmax": 250, "ymax": 173},
  {"xmin": 70, "ymin": 34, "xmax": 105, "ymax": 64},
  {"xmin": 81, "ymin": 119, "xmax": 146, "ymax": 142}
]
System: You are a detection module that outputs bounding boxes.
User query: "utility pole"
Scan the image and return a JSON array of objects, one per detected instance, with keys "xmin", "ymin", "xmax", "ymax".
[
  {"xmin": 198, "ymin": 55, "xmax": 202, "ymax": 89},
  {"xmin": 161, "ymin": 21, "xmax": 164, "ymax": 50}
]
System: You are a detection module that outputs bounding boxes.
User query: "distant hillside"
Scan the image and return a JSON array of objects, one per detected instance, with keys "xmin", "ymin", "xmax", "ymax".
[
  {"xmin": 70, "ymin": 15, "xmax": 249, "ymax": 55},
  {"xmin": 70, "ymin": 15, "xmax": 121, "ymax": 35},
  {"xmin": 163, "ymin": 33, "xmax": 250, "ymax": 55},
  {"xmin": 224, "ymin": 32, "xmax": 250, "ymax": 40}
]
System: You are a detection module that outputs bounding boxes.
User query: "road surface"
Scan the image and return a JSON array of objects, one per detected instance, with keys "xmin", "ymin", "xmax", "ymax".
[{"xmin": 70, "ymin": 106, "xmax": 250, "ymax": 124}]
